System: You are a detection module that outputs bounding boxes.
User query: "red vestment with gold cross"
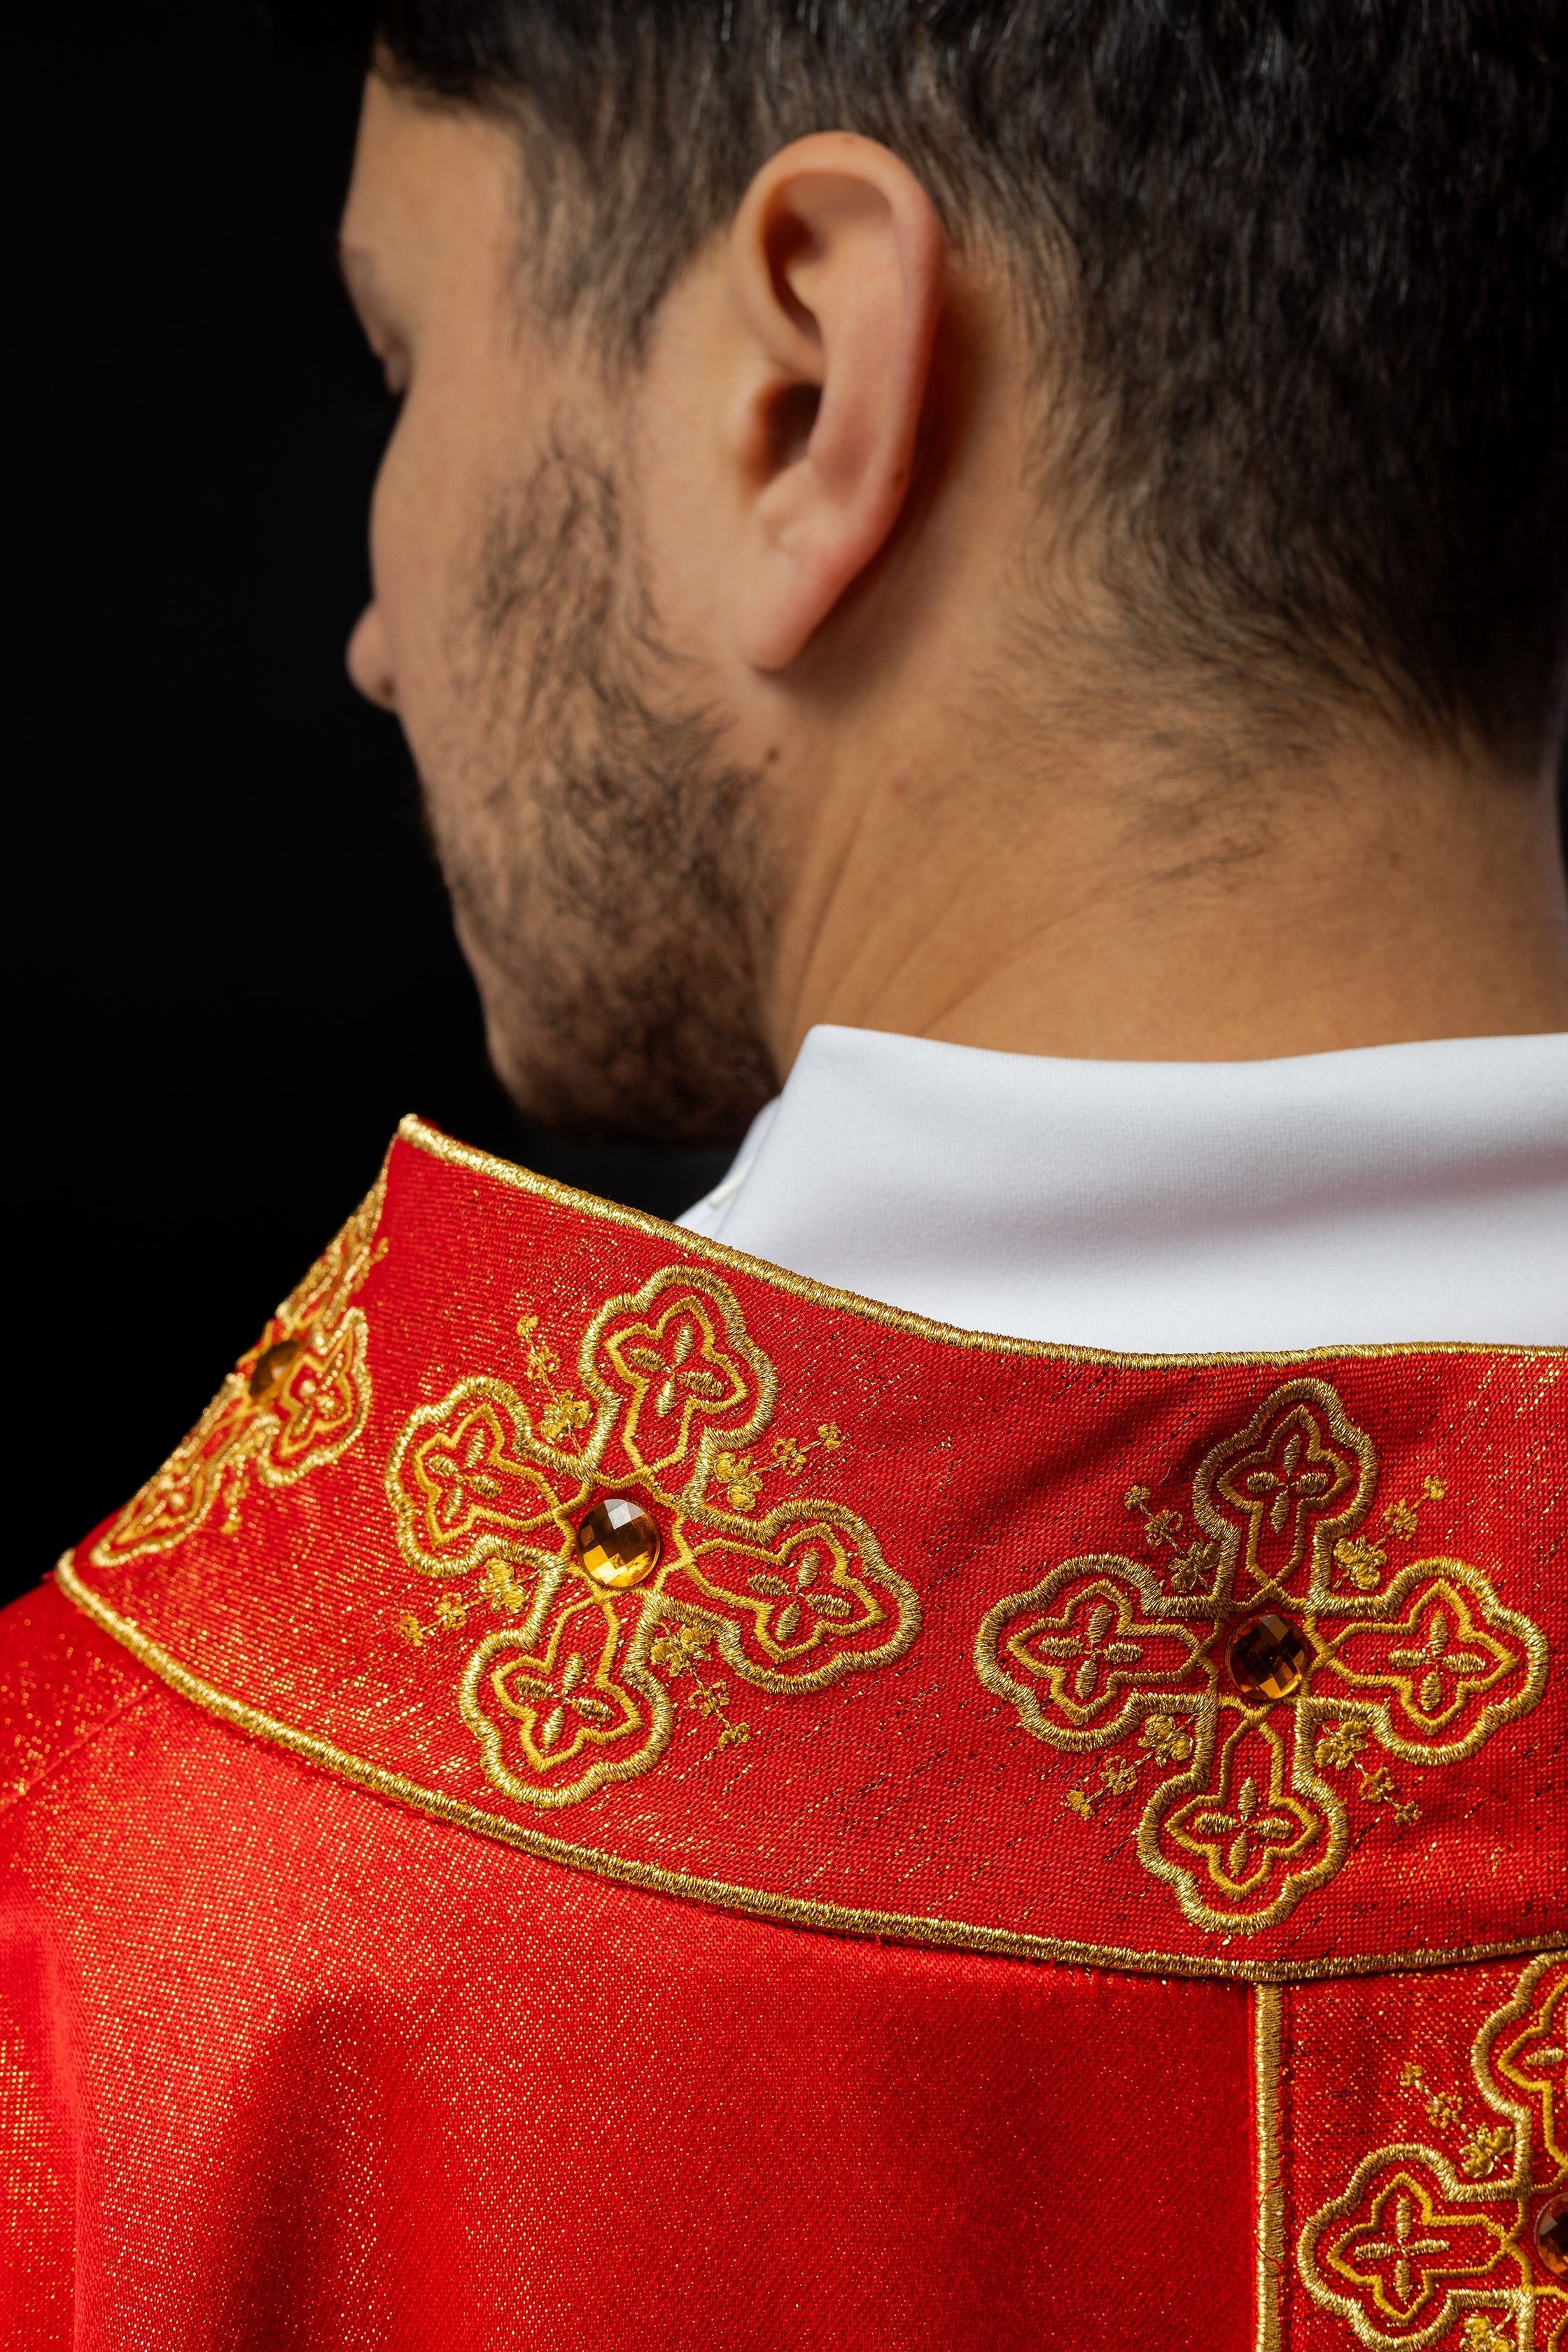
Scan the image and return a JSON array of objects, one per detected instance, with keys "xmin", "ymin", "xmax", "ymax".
[{"xmin": 2, "ymin": 1115, "xmax": 1563, "ymax": 2349}]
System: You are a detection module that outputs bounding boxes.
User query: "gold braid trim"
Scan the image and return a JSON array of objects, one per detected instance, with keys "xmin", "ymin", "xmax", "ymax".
[{"xmin": 1254, "ymin": 1985, "xmax": 1286, "ymax": 2352}]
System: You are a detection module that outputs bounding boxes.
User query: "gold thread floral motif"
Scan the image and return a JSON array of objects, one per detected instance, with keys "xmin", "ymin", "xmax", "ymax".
[
  {"xmin": 1297, "ymin": 1955, "xmax": 1567, "ymax": 2348},
  {"xmin": 711, "ymin": 1424, "xmax": 847, "ymax": 1514},
  {"xmin": 385, "ymin": 1264, "xmax": 919, "ymax": 1806},
  {"xmin": 1315, "ymin": 1721, "xmax": 1427, "ymax": 1829},
  {"xmin": 90, "ymin": 1168, "xmax": 388, "ymax": 1566},
  {"xmin": 652, "ymin": 1620, "xmax": 752, "ymax": 1751},
  {"xmin": 1332, "ymin": 1476, "xmax": 1448, "ymax": 1594},
  {"xmin": 974, "ymin": 1380, "xmax": 1548, "ymax": 1935}
]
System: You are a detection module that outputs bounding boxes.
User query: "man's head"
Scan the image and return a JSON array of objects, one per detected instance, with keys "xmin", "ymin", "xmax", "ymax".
[{"xmin": 339, "ymin": 2, "xmax": 1567, "ymax": 1135}]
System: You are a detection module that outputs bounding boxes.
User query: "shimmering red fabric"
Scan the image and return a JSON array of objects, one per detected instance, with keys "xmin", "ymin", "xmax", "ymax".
[
  {"xmin": 2, "ymin": 1584, "xmax": 1253, "ymax": 2349},
  {"xmin": 2, "ymin": 1121, "xmax": 1562, "ymax": 2348}
]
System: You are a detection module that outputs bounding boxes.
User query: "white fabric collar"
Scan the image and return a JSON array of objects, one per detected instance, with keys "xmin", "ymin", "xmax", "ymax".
[{"xmin": 680, "ymin": 1025, "xmax": 1568, "ymax": 1350}]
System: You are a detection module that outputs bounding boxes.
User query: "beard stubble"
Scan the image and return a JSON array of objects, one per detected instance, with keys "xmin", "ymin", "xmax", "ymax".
[{"xmin": 420, "ymin": 430, "xmax": 778, "ymax": 1144}]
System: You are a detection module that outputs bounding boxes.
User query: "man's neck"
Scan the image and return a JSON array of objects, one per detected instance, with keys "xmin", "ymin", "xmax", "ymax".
[{"xmin": 763, "ymin": 701, "xmax": 1568, "ymax": 1068}]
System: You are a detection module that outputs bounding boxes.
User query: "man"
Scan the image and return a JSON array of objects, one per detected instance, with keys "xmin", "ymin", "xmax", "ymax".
[{"xmin": 4, "ymin": 5, "xmax": 1564, "ymax": 2347}]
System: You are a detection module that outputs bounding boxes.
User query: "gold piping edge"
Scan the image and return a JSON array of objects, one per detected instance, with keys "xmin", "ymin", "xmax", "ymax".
[
  {"xmin": 56, "ymin": 1557, "xmax": 1566, "ymax": 1987},
  {"xmin": 396, "ymin": 1115, "xmax": 1568, "ymax": 1371},
  {"xmin": 1254, "ymin": 1984, "xmax": 1285, "ymax": 2352}
]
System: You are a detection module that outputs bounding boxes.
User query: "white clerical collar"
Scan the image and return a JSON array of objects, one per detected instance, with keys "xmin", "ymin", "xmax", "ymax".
[{"xmin": 680, "ymin": 1024, "xmax": 1568, "ymax": 1351}]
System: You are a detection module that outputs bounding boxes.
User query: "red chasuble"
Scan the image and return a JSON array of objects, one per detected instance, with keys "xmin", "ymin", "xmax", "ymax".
[{"xmin": 3, "ymin": 1116, "xmax": 1563, "ymax": 2350}]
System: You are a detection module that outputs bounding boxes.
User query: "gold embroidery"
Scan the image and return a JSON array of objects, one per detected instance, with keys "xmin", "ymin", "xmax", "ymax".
[
  {"xmin": 1315, "ymin": 1727, "xmax": 1426, "ymax": 1830},
  {"xmin": 649, "ymin": 1619, "xmax": 708, "ymax": 1673},
  {"xmin": 89, "ymin": 1168, "xmax": 386, "ymax": 1566},
  {"xmin": 539, "ymin": 1394, "xmax": 593, "ymax": 1446},
  {"xmin": 1161, "ymin": 1714, "xmax": 1322, "ymax": 1905},
  {"xmin": 710, "ymin": 1422, "xmax": 847, "ymax": 1516},
  {"xmin": 589, "ymin": 1275, "xmax": 769, "ymax": 1497},
  {"xmin": 982, "ymin": 1569, "xmax": 1203, "ymax": 1740},
  {"xmin": 1142, "ymin": 1712, "xmax": 1195, "ymax": 1764},
  {"xmin": 975, "ymin": 1380, "xmax": 1548, "ymax": 1935},
  {"xmin": 59, "ymin": 1123, "xmax": 1564, "ymax": 1987},
  {"xmin": 1480, "ymin": 1963, "xmax": 1565, "ymax": 2181},
  {"xmin": 396, "ymin": 1590, "xmax": 479, "ymax": 1648},
  {"xmin": 1207, "ymin": 1392, "xmax": 1368, "ymax": 1587},
  {"xmin": 386, "ymin": 1264, "xmax": 918, "ymax": 1808},
  {"xmin": 1464, "ymin": 2132, "xmax": 1517, "ymax": 2184},
  {"xmin": 482, "ymin": 1560, "xmax": 532, "ymax": 1614},
  {"xmin": 1060, "ymin": 1717, "xmax": 1214, "ymax": 1823},
  {"xmin": 1334, "ymin": 1475, "xmax": 1449, "ymax": 1592},
  {"xmin": 1060, "ymin": 1751, "xmax": 1147, "ymax": 1819},
  {"xmin": 1461, "ymin": 2319, "xmax": 1513, "ymax": 2352},
  {"xmin": 1255, "ymin": 1984, "xmax": 1285, "ymax": 2352},
  {"xmin": 652, "ymin": 1620, "xmax": 752, "ymax": 1754},
  {"xmin": 712, "ymin": 1450, "xmax": 765, "ymax": 1511},
  {"xmin": 387, "ymin": 1377, "xmax": 569, "ymax": 1584},
  {"xmin": 515, "ymin": 1310, "xmax": 594, "ymax": 1450},
  {"xmin": 462, "ymin": 1597, "xmax": 662, "ymax": 1804},
  {"xmin": 51, "ymin": 1552, "xmax": 1564, "ymax": 1984},
  {"xmin": 770, "ymin": 1422, "xmax": 845, "ymax": 1477},
  {"xmin": 1317, "ymin": 1721, "xmax": 1368, "ymax": 1770},
  {"xmin": 1321, "ymin": 2174, "xmax": 1520, "ymax": 2330},
  {"xmin": 1298, "ymin": 1954, "xmax": 1567, "ymax": 2348},
  {"xmin": 1124, "ymin": 1482, "xmax": 1222, "ymax": 1593},
  {"xmin": 1337, "ymin": 1537, "xmax": 1390, "ymax": 1591}
]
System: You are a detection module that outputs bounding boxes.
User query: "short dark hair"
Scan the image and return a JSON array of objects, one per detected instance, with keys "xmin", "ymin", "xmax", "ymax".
[{"xmin": 362, "ymin": 1, "xmax": 1567, "ymax": 774}]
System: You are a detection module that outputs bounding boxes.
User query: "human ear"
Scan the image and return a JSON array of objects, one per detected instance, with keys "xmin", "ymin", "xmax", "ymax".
[
  {"xmin": 347, "ymin": 601, "xmax": 398, "ymax": 711},
  {"xmin": 725, "ymin": 134, "xmax": 946, "ymax": 671}
]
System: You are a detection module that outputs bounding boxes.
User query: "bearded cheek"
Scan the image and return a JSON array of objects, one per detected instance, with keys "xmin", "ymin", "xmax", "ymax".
[{"xmin": 420, "ymin": 436, "xmax": 774, "ymax": 1140}]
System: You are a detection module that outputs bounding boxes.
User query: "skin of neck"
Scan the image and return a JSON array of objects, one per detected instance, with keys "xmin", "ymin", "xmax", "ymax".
[
  {"xmin": 628, "ymin": 169, "xmax": 1568, "ymax": 1075},
  {"xmin": 755, "ymin": 666, "xmax": 1568, "ymax": 1072}
]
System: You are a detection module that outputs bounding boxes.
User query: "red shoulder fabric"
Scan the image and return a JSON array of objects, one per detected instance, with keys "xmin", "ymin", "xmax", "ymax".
[
  {"xmin": 2, "ymin": 1117, "xmax": 1561, "ymax": 2349},
  {"xmin": 3, "ymin": 1578, "xmax": 1254, "ymax": 2349}
]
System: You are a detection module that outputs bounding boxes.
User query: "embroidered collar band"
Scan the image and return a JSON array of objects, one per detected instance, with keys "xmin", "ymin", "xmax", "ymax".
[{"xmin": 59, "ymin": 1116, "xmax": 1564, "ymax": 1985}]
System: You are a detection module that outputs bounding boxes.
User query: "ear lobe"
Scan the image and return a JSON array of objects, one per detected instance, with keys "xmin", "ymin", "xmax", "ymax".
[{"xmin": 726, "ymin": 135, "xmax": 946, "ymax": 672}]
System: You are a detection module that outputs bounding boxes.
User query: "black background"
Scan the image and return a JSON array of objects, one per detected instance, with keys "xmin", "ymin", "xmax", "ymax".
[
  {"xmin": 12, "ymin": 8, "xmax": 1565, "ymax": 1612},
  {"xmin": 11, "ymin": 6, "xmax": 732, "ymax": 1609}
]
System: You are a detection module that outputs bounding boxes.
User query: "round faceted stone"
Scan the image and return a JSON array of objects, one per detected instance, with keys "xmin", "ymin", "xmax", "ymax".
[
  {"xmin": 576, "ymin": 1497, "xmax": 662, "ymax": 1591},
  {"xmin": 1227, "ymin": 1613, "xmax": 1310, "ymax": 1700},
  {"xmin": 1536, "ymin": 2194, "xmax": 1567, "ymax": 2278},
  {"xmin": 248, "ymin": 1336, "xmax": 302, "ymax": 1402}
]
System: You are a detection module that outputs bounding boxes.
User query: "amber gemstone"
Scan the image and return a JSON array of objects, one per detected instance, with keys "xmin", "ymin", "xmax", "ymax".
[
  {"xmin": 248, "ymin": 1336, "xmax": 302, "ymax": 1402},
  {"xmin": 1228, "ymin": 1613, "xmax": 1310, "ymax": 1700},
  {"xmin": 1537, "ymin": 2194, "xmax": 1567, "ymax": 2278},
  {"xmin": 576, "ymin": 1497, "xmax": 662, "ymax": 1590}
]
